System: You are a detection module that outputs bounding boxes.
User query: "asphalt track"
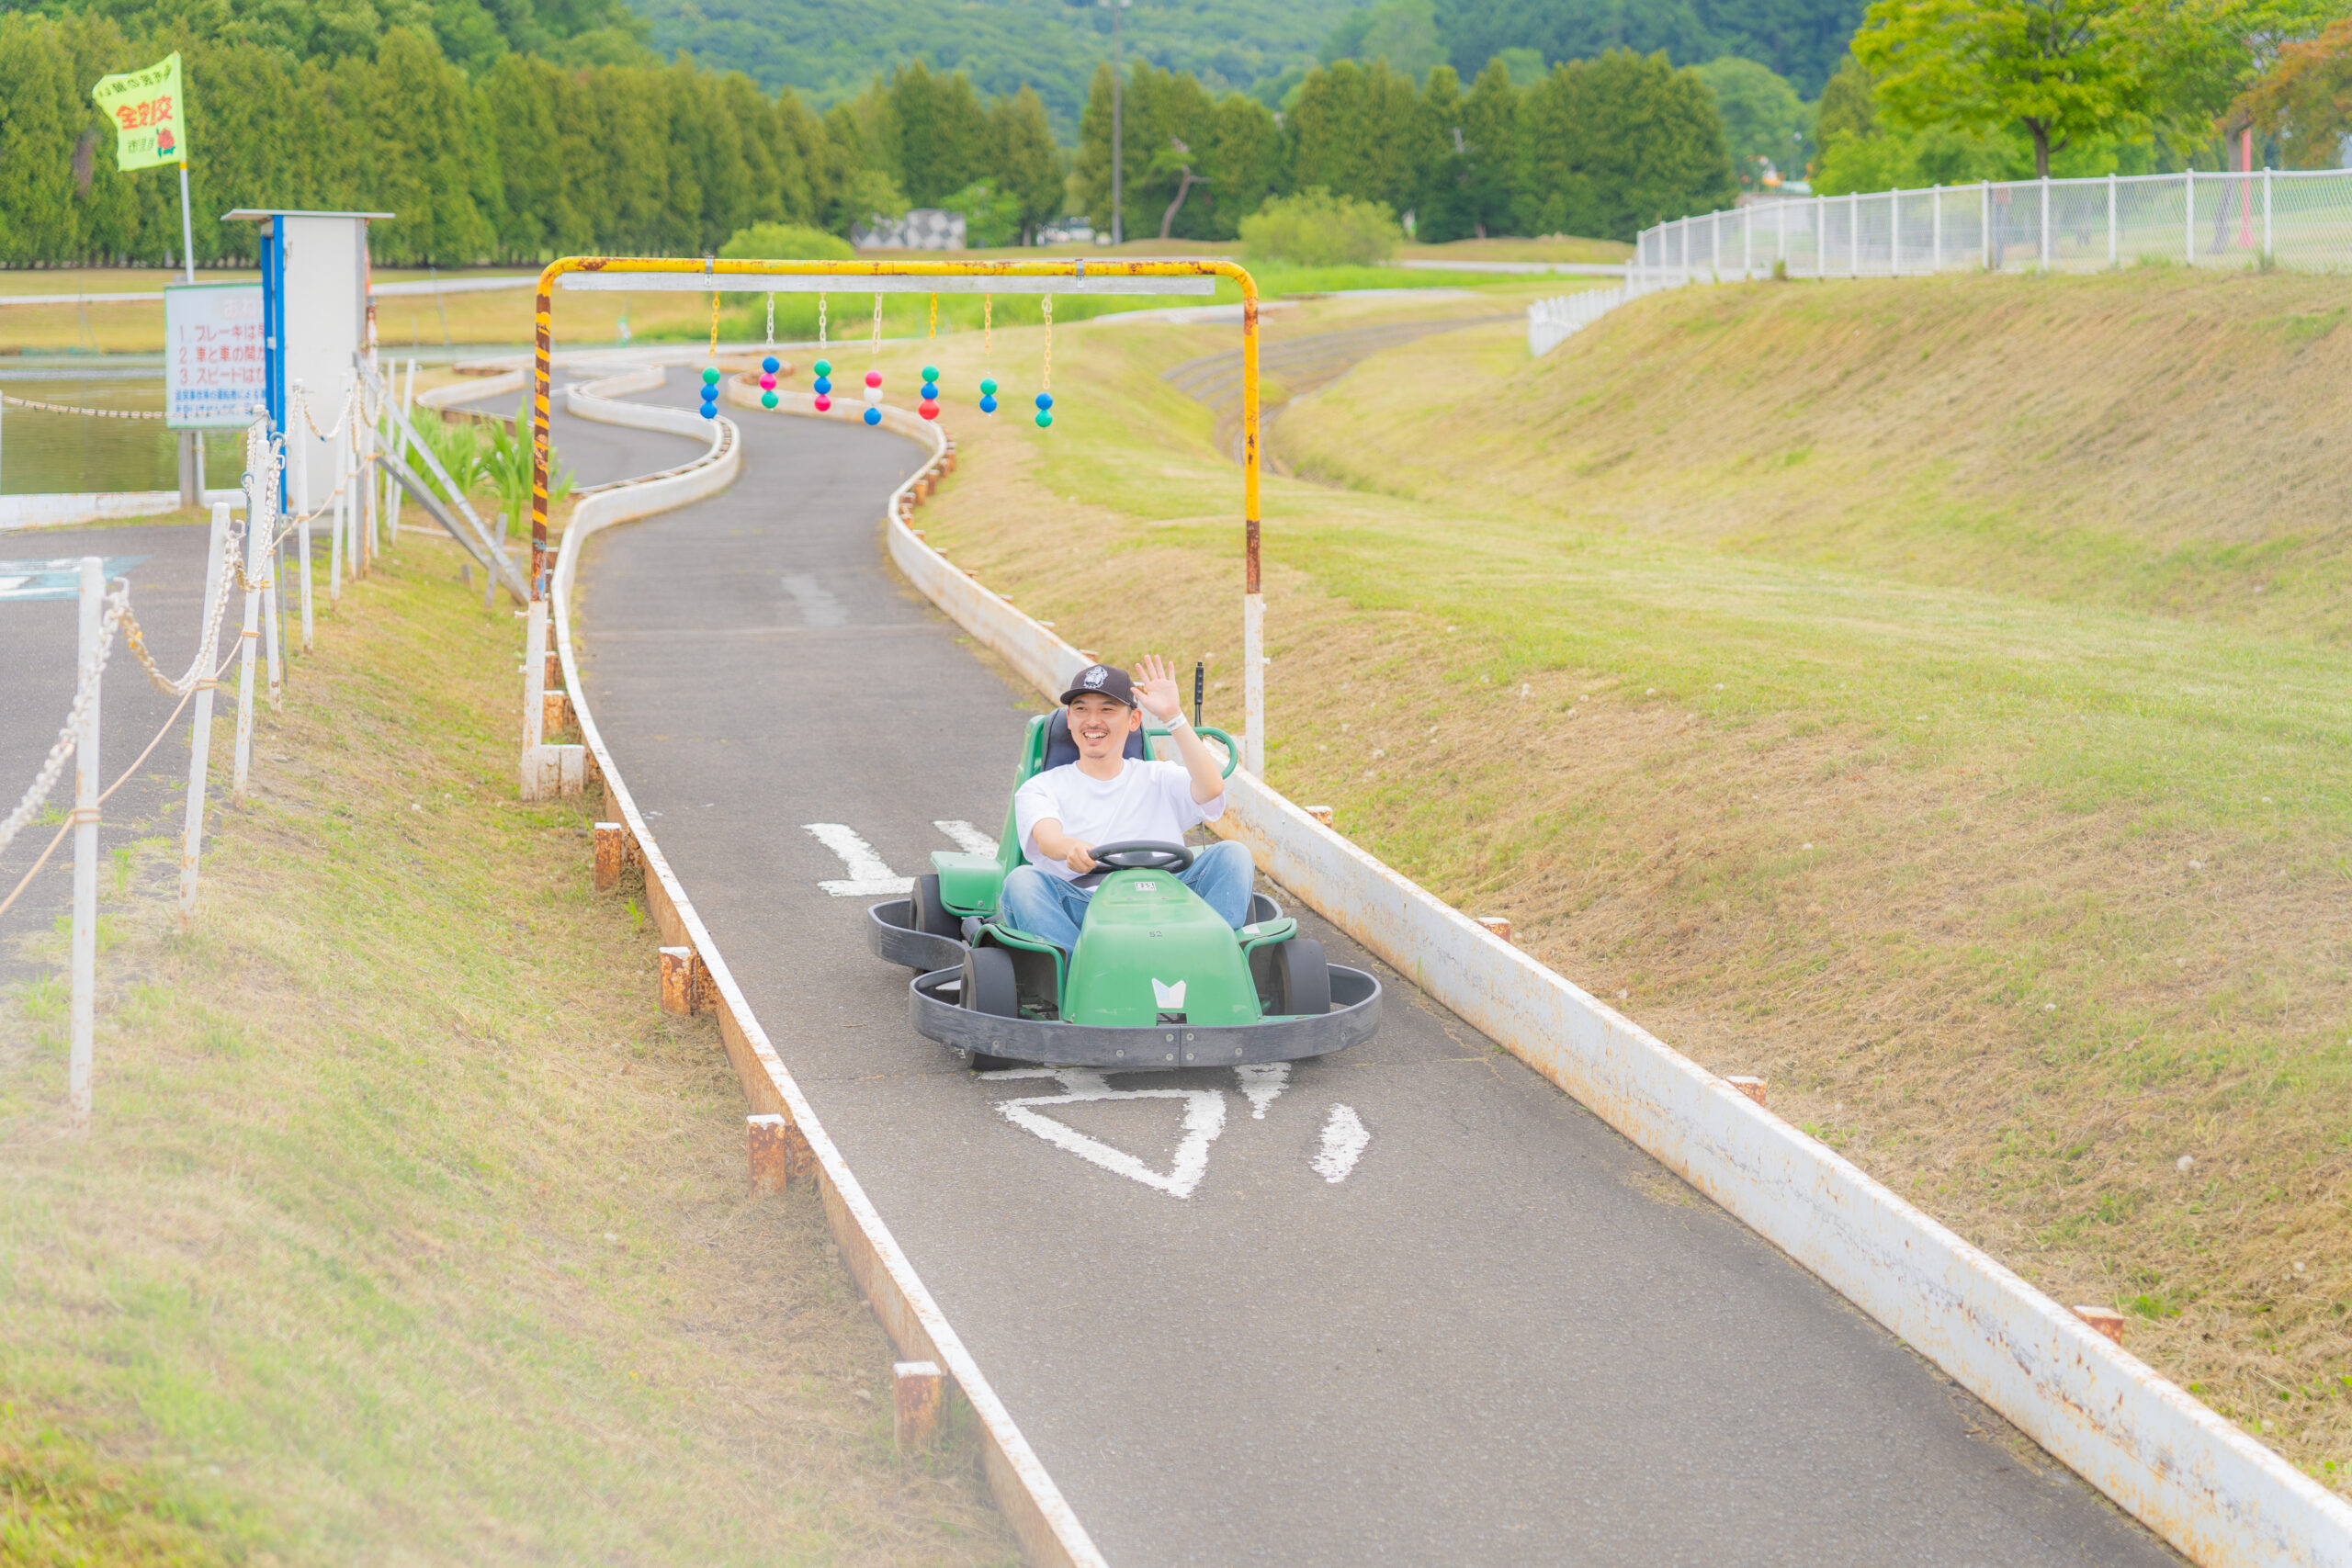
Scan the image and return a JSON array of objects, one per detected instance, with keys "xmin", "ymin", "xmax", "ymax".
[{"xmin": 577, "ymin": 369, "xmax": 2178, "ymax": 1565}]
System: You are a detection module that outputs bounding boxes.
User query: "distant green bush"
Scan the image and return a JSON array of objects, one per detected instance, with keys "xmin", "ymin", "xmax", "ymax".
[
  {"xmin": 1239, "ymin": 188, "xmax": 1402, "ymax": 266},
  {"xmin": 718, "ymin": 223, "xmax": 855, "ymax": 261}
]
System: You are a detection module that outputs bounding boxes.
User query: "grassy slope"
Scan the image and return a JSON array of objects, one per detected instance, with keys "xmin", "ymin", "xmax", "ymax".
[
  {"xmin": 889, "ymin": 279, "xmax": 2351, "ymax": 1492},
  {"xmin": 0, "ymin": 536, "xmax": 1012, "ymax": 1563}
]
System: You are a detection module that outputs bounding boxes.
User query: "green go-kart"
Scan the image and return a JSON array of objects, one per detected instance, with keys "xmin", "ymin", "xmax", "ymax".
[{"xmin": 868, "ymin": 710, "xmax": 1381, "ymax": 1070}]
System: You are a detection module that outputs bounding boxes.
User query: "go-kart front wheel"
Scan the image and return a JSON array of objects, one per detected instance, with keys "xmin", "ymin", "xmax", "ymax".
[
  {"xmin": 960, "ymin": 946, "xmax": 1023, "ymax": 1072},
  {"xmin": 913, "ymin": 874, "xmax": 962, "ymax": 940},
  {"xmin": 1265, "ymin": 937, "xmax": 1331, "ymax": 1017}
]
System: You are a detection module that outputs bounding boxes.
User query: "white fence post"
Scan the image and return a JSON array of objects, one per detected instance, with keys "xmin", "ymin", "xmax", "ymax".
[
  {"xmin": 1743, "ymin": 208, "xmax": 1752, "ymax": 278},
  {"xmin": 2185, "ymin": 169, "xmax": 2195, "ymax": 265},
  {"xmin": 2041, "ymin": 177, "xmax": 2052, "ymax": 268},
  {"xmin": 1983, "ymin": 182, "xmax": 1993, "ymax": 268},
  {"xmin": 1932, "ymin": 186, "xmax": 1943, "ymax": 270},
  {"xmin": 2263, "ymin": 166, "xmax": 2273, "ymax": 258},
  {"xmin": 1778, "ymin": 198, "xmax": 1788, "ymax": 269},
  {"xmin": 232, "ymin": 515, "xmax": 260, "ymax": 804},
  {"xmin": 178, "ymin": 502, "xmax": 232, "ymax": 927},
  {"xmin": 292, "ymin": 389, "xmax": 314, "ymax": 651},
  {"xmin": 1849, "ymin": 191, "xmax": 1860, "ymax": 276},
  {"xmin": 67, "ymin": 555, "xmax": 102, "ymax": 1131},
  {"xmin": 1891, "ymin": 188, "xmax": 1902, "ymax": 275}
]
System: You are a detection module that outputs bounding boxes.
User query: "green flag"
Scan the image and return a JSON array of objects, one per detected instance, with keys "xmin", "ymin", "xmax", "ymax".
[{"xmin": 92, "ymin": 52, "xmax": 187, "ymax": 171}]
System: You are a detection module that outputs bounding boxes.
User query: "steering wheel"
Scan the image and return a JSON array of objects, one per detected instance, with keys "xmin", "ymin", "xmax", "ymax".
[{"xmin": 1071, "ymin": 840, "xmax": 1194, "ymax": 889}]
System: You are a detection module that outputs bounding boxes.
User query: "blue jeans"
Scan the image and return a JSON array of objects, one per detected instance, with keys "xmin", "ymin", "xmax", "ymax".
[{"xmin": 998, "ymin": 840, "xmax": 1255, "ymax": 953}]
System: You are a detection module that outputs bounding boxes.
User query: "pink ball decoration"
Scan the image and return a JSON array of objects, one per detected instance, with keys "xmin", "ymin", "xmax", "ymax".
[
  {"xmin": 759, "ymin": 373, "xmax": 776, "ymax": 390},
  {"xmin": 814, "ymin": 394, "xmax": 832, "ymax": 412},
  {"xmin": 919, "ymin": 399, "xmax": 940, "ymax": 420},
  {"xmin": 865, "ymin": 370, "xmax": 882, "ymax": 389}
]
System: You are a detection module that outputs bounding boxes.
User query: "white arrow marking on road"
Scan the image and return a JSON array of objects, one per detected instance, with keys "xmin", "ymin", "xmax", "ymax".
[
  {"xmin": 1313, "ymin": 1105, "xmax": 1369, "ymax": 1183},
  {"xmin": 801, "ymin": 822, "xmax": 914, "ymax": 897},
  {"xmin": 1235, "ymin": 1062, "xmax": 1289, "ymax": 1119},
  {"xmin": 934, "ymin": 818, "xmax": 997, "ymax": 854},
  {"xmin": 985, "ymin": 1068, "xmax": 1227, "ymax": 1200}
]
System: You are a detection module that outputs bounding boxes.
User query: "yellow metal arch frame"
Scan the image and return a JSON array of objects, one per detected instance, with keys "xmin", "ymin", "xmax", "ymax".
[{"xmin": 529, "ymin": 255, "xmax": 1267, "ymax": 771}]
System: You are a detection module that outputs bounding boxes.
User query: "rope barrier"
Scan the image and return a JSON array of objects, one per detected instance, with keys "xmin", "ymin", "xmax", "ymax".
[{"xmin": 1, "ymin": 392, "xmax": 168, "ymax": 421}]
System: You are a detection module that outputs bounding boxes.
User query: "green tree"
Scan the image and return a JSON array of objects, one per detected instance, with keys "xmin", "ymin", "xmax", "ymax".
[
  {"xmin": 1239, "ymin": 186, "xmax": 1403, "ymax": 263},
  {"xmin": 1415, "ymin": 56, "xmax": 1519, "ymax": 238},
  {"xmin": 1693, "ymin": 55, "xmax": 1809, "ymax": 186},
  {"xmin": 1515, "ymin": 49, "xmax": 1736, "ymax": 239},
  {"xmin": 2231, "ymin": 14, "xmax": 2352, "ymax": 166},
  {"xmin": 1851, "ymin": 0, "xmax": 2144, "ymax": 177},
  {"xmin": 988, "ymin": 85, "xmax": 1064, "ymax": 240},
  {"xmin": 1290, "ymin": 58, "xmax": 1441, "ymax": 216}
]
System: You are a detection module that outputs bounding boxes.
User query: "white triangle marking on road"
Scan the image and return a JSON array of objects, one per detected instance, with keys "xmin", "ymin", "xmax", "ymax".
[
  {"xmin": 934, "ymin": 818, "xmax": 998, "ymax": 855},
  {"xmin": 802, "ymin": 822, "xmax": 913, "ymax": 896},
  {"xmin": 1314, "ymin": 1104, "xmax": 1370, "ymax": 1183},
  {"xmin": 987, "ymin": 1068, "xmax": 1227, "ymax": 1200}
]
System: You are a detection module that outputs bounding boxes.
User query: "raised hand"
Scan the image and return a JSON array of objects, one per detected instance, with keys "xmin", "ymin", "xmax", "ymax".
[{"xmin": 1132, "ymin": 653, "xmax": 1182, "ymax": 721}]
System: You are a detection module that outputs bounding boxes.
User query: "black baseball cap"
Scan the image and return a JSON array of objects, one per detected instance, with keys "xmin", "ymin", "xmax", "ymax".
[{"xmin": 1059, "ymin": 663, "xmax": 1136, "ymax": 706}]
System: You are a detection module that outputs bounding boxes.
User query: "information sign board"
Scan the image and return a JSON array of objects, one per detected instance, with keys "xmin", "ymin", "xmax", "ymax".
[{"xmin": 164, "ymin": 282, "xmax": 265, "ymax": 429}]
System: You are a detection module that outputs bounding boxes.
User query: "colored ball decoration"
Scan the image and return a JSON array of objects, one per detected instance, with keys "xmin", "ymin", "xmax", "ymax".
[
  {"xmin": 919, "ymin": 399, "xmax": 940, "ymax": 421},
  {"xmin": 813, "ymin": 358, "xmax": 831, "ymax": 378},
  {"xmin": 922, "ymin": 364, "xmax": 939, "ymax": 382},
  {"xmin": 979, "ymin": 376, "xmax": 998, "ymax": 416},
  {"xmin": 865, "ymin": 369, "xmax": 882, "ymax": 389},
  {"xmin": 760, "ymin": 391, "xmax": 779, "ymax": 410},
  {"xmin": 812, "ymin": 374, "xmax": 831, "ymax": 395},
  {"xmin": 1034, "ymin": 389, "xmax": 1053, "ymax": 429},
  {"xmin": 919, "ymin": 367, "xmax": 940, "ymax": 421},
  {"xmin": 762, "ymin": 355, "xmax": 781, "ymax": 375},
  {"xmin": 701, "ymin": 367, "xmax": 720, "ymax": 386},
  {"xmin": 979, "ymin": 395, "xmax": 998, "ymax": 414},
  {"xmin": 863, "ymin": 405, "xmax": 882, "ymax": 426},
  {"xmin": 699, "ymin": 368, "xmax": 720, "ymax": 420},
  {"xmin": 814, "ymin": 394, "xmax": 832, "ymax": 412}
]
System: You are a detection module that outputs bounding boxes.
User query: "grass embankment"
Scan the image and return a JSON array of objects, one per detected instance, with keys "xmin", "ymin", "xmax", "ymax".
[
  {"xmin": 889, "ymin": 272, "xmax": 2352, "ymax": 1492},
  {"xmin": 0, "ymin": 536, "xmax": 1012, "ymax": 1562}
]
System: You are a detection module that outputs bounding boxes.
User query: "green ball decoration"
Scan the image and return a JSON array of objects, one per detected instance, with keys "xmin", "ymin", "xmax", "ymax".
[
  {"xmin": 700, "ymin": 366, "xmax": 720, "ymax": 385},
  {"xmin": 922, "ymin": 365, "xmax": 939, "ymax": 382},
  {"xmin": 813, "ymin": 358, "xmax": 831, "ymax": 378},
  {"xmin": 760, "ymin": 390, "xmax": 778, "ymax": 410},
  {"xmin": 979, "ymin": 376, "xmax": 998, "ymax": 396},
  {"xmin": 1035, "ymin": 409, "xmax": 1054, "ymax": 429}
]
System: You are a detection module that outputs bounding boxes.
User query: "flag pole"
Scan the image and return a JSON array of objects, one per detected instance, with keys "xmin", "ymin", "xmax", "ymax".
[{"xmin": 176, "ymin": 158, "xmax": 194, "ymax": 283}]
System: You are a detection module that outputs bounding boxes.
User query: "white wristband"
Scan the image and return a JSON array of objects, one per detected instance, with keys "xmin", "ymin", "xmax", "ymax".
[{"xmin": 1164, "ymin": 711, "xmax": 1191, "ymax": 730}]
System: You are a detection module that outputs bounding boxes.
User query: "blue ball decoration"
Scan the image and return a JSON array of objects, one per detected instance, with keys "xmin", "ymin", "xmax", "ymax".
[
  {"xmin": 762, "ymin": 355, "xmax": 780, "ymax": 375},
  {"xmin": 699, "ymin": 404, "xmax": 716, "ymax": 419},
  {"xmin": 863, "ymin": 405, "xmax": 882, "ymax": 426},
  {"xmin": 979, "ymin": 394, "xmax": 998, "ymax": 414},
  {"xmin": 760, "ymin": 390, "xmax": 778, "ymax": 410},
  {"xmin": 701, "ymin": 367, "xmax": 720, "ymax": 385},
  {"xmin": 921, "ymin": 381, "xmax": 939, "ymax": 400},
  {"xmin": 1035, "ymin": 409, "xmax": 1053, "ymax": 429},
  {"xmin": 1035, "ymin": 391, "xmax": 1054, "ymax": 411},
  {"xmin": 812, "ymin": 376, "xmax": 831, "ymax": 395}
]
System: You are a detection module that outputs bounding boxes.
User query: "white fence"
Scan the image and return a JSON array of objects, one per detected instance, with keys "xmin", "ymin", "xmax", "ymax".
[
  {"xmin": 1528, "ymin": 279, "xmax": 1669, "ymax": 355},
  {"xmin": 1637, "ymin": 168, "xmax": 2352, "ymax": 284}
]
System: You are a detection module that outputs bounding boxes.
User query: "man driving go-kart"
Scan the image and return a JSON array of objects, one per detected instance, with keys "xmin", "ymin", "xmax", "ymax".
[{"xmin": 1002, "ymin": 655, "xmax": 1253, "ymax": 953}]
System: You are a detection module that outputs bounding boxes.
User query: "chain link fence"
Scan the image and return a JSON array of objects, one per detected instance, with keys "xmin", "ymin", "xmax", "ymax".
[{"xmin": 1635, "ymin": 169, "xmax": 2352, "ymax": 284}]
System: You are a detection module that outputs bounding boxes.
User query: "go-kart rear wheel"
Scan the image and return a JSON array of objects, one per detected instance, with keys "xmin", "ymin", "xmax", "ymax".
[
  {"xmin": 913, "ymin": 874, "xmax": 961, "ymax": 940},
  {"xmin": 960, "ymin": 946, "xmax": 1023, "ymax": 1072},
  {"xmin": 1268, "ymin": 938, "xmax": 1331, "ymax": 1017}
]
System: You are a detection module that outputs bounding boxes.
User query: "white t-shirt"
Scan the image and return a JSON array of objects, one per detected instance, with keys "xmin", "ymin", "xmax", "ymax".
[{"xmin": 1014, "ymin": 759, "xmax": 1225, "ymax": 883}]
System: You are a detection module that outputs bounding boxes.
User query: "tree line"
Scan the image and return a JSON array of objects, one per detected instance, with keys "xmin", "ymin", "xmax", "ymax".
[{"xmin": 0, "ymin": 9, "xmax": 1732, "ymax": 268}]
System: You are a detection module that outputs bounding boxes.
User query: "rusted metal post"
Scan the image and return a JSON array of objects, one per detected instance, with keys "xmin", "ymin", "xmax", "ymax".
[
  {"xmin": 594, "ymin": 821, "xmax": 626, "ymax": 890},
  {"xmin": 67, "ymin": 556, "xmax": 102, "ymax": 1131},
  {"xmin": 177, "ymin": 502, "xmax": 232, "ymax": 927},
  {"xmin": 658, "ymin": 947, "xmax": 695, "ymax": 1015},
  {"xmin": 1727, "ymin": 1076, "xmax": 1768, "ymax": 1108},
  {"xmin": 1475, "ymin": 916, "xmax": 1513, "ymax": 943},
  {"xmin": 1240, "ymin": 284, "xmax": 1264, "ymax": 777},
  {"xmin": 1304, "ymin": 805, "xmax": 1333, "ymax": 826},
  {"xmin": 894, "ymin": 1361, "xmax": 944, "ymax": 1450},
  {"xmin": 2074, "ymin": 1305, "xmax": 2125, "ymax": 1345},
  {"xmin": 748, "ymin": 1112, "xmax": 797, "ymax": 1193}
]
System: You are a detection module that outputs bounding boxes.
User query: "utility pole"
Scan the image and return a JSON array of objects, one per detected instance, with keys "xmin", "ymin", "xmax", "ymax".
[{"xmin": 1102, "ymin": 0, "xmax": 1131, "ymax": 245}]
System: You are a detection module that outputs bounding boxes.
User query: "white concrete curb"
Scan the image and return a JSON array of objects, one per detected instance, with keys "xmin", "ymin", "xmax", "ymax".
[
  {"xmin": 877, "ymin": 425, "xmax": 2352, "ymax": 1568},
  {"xmin": 1, "ymin": 488, "xmax": 245, "ymax": 532},
  {"xmin": 550, "ymin": 381, "xmax": 1103, "ymax": 1568}
]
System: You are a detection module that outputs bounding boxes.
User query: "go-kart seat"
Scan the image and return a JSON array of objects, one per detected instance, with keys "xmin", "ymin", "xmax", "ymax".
[{"xmin": 1040, "ymin": 706, "xmax": 1148, "ymax": 772}]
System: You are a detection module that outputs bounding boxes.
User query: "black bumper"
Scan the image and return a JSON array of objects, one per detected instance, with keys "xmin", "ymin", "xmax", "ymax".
[
  {"xmin": 867, "ymin": 897, "xmax": 967, "ymax": 973},
  {"xmin": 909, "ymin": 964, "xmax": 1381, "ymax": 1068}
]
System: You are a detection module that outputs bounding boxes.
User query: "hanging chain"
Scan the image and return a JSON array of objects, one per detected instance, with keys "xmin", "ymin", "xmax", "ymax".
[
  {"xmin": 983, "ymin": 293, "xmax": 992, "ymax": 361},
  {"xmin": 928, "ymin": 292, "xmax": 937, "ymax": 341},
  {"xmin": 869, "ymin": 291, "xmax": 883, "ymax": 359},
  {"xmin": 707, "ymin": 289, "xmax": 720, "ymax": 358},
  {"xmin": 818, "ymin": 291, "xmax": 827, "ymax": 346},
  {"xmin": 764, "ymin": 291, "xmax": 775, "ymax": 344},
  {"xmin": 1041, "ymin": 293, "xmax": 1053, "ymax": 391}
]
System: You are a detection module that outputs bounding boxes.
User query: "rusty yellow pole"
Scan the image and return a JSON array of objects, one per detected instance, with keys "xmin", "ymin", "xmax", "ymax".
[{"xmin": 526, "ymin": 255, "xmax": 1264, "ymax": 765}]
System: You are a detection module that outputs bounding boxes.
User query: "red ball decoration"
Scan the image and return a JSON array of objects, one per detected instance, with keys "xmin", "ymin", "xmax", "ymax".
[
  {"xmin": 865, "ymin": 369, "xmax": 883, "ymax": 389},
  {"xmin": 919, "ymin": 399, "xmax": 940, "ymax": 420},
  {"xmin": 813, "ymin": 393, "xmax": 832, "ymax": 412}
]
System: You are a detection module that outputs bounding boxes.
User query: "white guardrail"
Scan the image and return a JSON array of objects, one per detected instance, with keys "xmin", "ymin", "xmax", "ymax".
[
  {"xmin": 546, "ymin": 377, "xmax": 1104, "ymax": 1567},
  {"xmin": 867, "ymin": 417, "xmax": 2352, "ymax": 1565}
]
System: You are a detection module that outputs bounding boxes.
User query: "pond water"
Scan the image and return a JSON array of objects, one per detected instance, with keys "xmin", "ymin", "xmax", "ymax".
[{"xmin": 1, "ymin": 365, "xmax": 244, "ymax": 495}]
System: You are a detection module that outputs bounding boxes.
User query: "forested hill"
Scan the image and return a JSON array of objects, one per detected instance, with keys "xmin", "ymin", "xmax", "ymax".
[{"xmin": 625, "ymin": 0, "xmax": 1866, "ymax": 130}]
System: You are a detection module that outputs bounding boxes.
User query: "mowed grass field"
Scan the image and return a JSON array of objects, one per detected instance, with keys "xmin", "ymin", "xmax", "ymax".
[
  {"xmin": 0, "ymin": 532, "xmax": 1012, "ymax": 1563},
  {"xmin": 892, "ymin": 271, "xmax": 2352, "ymax": 1493}
]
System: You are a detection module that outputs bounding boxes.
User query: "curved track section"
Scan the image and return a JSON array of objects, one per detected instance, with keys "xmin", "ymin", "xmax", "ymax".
[{"xmin": 553, "ymin": 368, "xmax": 2188, "ymax": 1566}]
